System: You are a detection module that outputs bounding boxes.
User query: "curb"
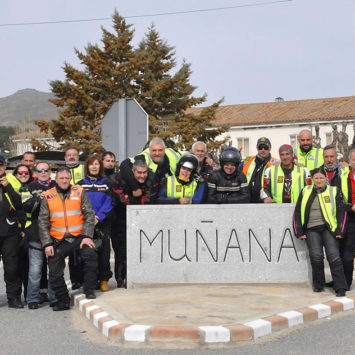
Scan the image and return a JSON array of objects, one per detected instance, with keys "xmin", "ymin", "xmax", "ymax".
[{"xmin": 70, "ymin": 291, "xmax": 355, "ymax": 346}]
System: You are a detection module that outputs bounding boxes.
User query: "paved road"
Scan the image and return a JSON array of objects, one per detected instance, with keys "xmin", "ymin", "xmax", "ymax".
[{"xmin": 1, "ymin": 265, "xmax": 355, "ymax": 354}]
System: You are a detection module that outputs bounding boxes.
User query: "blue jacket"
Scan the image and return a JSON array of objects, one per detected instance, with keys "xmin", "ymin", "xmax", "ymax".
[{"xmin": 77, "ymin": 177, "xmax": 113, "ymax": 222}]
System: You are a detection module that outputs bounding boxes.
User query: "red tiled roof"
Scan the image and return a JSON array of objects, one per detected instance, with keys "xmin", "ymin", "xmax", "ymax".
[{"xmin": 190, "ymin": 96, "xmax": 355, "ymax": 127}]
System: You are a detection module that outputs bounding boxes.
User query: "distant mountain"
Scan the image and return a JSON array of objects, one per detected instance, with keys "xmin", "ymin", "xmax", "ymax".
[{"xmin": 0, "ymin": 89, "xmax": 60, "ymax": 127}]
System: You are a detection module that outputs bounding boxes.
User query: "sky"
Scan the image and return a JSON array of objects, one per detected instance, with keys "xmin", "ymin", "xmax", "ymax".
[{"xmin": 1, "ymin": 0, "xmax": 354, "ymax": 106}]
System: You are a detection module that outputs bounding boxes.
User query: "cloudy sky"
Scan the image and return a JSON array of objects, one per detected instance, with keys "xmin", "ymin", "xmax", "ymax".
[{"xmin": 1, "ymin": 0, "xmax": 354, "ymax": 105}]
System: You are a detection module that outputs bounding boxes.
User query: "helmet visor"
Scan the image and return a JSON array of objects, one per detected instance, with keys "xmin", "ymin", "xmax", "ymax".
[{"xmin": 181, "ymin": 161, "xmax": 194, "ymax": 170}]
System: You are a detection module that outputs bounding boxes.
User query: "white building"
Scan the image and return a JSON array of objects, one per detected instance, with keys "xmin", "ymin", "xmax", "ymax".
[
  {"xmin": 208, "ymin": 95, "xmax": 355, "ymax": 159},
  {"xmin": 11, "ymin": 129, "xmax": 61, "ymax": 156}
]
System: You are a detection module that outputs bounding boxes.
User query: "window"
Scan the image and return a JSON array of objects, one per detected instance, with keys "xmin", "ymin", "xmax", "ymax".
[
  {"xmin": 236, "ymin": 137, "xmax": 249, "ymax": 157},
  {"xmin": 290, "ymin": 134, "xmax": 298, "ymax": 150},
  {"xmin": 325, "ymin": 132, "xmax": 332, "ymax": 145}
]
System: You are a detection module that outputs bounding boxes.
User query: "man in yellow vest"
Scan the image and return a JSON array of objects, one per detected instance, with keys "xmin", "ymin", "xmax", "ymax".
[
  {"xmin": 64, "ymin": 146, "xmax": 84, "ymax": 184},
  {"xmin": 263, "ymin": 144, "xmax": 311, "ymax": 203},
  {"xmin": 119, "ymin": 137, "xmax": 182, "ymax": 197},
  {"xmin": 242, "ymin": 137, "xmax": 277, "ymax": 203},
  {"xmin": 39, "ymin": 166, "xmax": 97, "ymax": 311},
  {"xmin": 295, "ymin": 129, "xmax": 324, "ymax": 169}
]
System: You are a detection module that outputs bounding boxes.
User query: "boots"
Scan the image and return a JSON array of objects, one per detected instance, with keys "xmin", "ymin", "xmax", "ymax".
[{"xmin": 100, "ymin": 281, "xmax": 109, "ymax": 292}]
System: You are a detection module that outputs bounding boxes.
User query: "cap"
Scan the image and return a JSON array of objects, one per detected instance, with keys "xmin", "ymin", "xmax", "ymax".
[
  {"xmin": 182, "ymin": 161, "xmax": 194, "ymax": 170},
  {"xmin": 279, "ymin": 144, "xmax": 293, "ymax": 155},
  {"xmin": 257, "ymin": 137, "xmax": 271, "ymax": 148},
  {"xmin": 0, "ymin": 155, "xmax": 6, "ymax": 164}
]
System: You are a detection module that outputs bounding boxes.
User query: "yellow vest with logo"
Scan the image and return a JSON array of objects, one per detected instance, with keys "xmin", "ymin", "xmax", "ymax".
[
  {"xmin": 139, "ymin": 148, "xmax": 181, "ymax": 175},
  {"xmin": 166, "ymin": 175, "xmax": 197, "ymax": 202},
  {"xmin": 296, "ymin": 147, "xmax": 324, "ymax": 170},
  {"xmin": 270, "ymin": 165, "xmax": 305, "ymax": 203},
  {"xmin": 300, "ymin": 185, "xmax": 337, "ymax": 232}
]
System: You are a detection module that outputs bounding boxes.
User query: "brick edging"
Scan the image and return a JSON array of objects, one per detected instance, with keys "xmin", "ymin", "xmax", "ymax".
[{"xmin": 70, "ymin": 291, "xmax": 355, "ymax": 345}]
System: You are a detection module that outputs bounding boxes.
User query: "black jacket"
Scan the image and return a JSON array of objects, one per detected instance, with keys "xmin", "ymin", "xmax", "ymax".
[
  {"xmin": 119, "ymin": 154, "xmax": 172, "ymax": 191},
  {"xmin": 206, "ymin": 169, "xmax": 250, "ymax": 204},
  {"xmin": 23, "ymin": 180, "xmax": 57, "ymax": 246},
  {"xmin": 0, "ymin": 181, "xmax": 22, "ymax": 237},
  {"xmin": 112, "ymin": 170, "xmax": 159, "ymax": 217}
]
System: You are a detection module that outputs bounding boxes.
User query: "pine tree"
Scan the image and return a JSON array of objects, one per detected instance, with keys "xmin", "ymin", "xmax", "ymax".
[
  {"xmin": 135, "ymin": 26, "xmax": 227, "ymax": 149},
  {"xmin": 35, "ymin": 12, "xmax": 228, "ymax": 154},
  {"xmin": 35, "ymin": 11, "xmax": 139, "ymax": 154}
]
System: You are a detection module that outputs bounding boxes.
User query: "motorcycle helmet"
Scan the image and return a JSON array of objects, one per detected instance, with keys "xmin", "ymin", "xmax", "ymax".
[
  {"xmin": 219, "ymin": 147, "xmax": 241, "ymax": 168},
  {"xmin": 175, "ymin": 153, "xmax": 199, "ymax": 183}
]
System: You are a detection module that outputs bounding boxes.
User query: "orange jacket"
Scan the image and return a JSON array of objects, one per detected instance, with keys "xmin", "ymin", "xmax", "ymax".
[{"xmin": 45, "ymin": 186, "xmax": 84, "ymax": 239}]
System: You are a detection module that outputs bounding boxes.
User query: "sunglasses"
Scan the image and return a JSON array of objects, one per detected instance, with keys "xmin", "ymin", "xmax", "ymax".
[
  {"xmin": 258, "ymin": 145, "xmax": 269, "ymax": 151},
  {"xmin": 17, "ymin": 171, "xmax": 29, "ymax": 176},
  {"xmin": 37, "ymin": 168, "xmax": 49, "ymax": 173}
]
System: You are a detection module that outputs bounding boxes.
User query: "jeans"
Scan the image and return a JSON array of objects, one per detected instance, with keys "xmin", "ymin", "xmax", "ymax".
[
  {"xmin": 306, "ymin": 227, "xmax": 347, "ymax": 291},
  {"xmin": 27, "ymin": 245, "xmax": 56, "ymax": 304}
]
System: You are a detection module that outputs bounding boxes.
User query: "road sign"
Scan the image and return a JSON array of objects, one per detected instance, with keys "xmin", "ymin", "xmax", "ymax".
[{"xmin": 101, "ymin": 98, "xmax": 148, "ymax": 163}]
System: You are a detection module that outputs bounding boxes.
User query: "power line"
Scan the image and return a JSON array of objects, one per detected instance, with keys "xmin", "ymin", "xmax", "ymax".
[{"xmin": 0, "ymin": 0, "xmax": 292, "ymax": 27}]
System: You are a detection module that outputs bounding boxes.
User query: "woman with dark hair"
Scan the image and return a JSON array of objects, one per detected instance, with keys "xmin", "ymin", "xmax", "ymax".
[
  {"xmin": 12, "ymin": 164, "xmax": 32, "ymax": 302},
  {"xmin": 77, "ymin": 155, "xmax": 113, "ymax": 292},
  {"xmin": 293, "ymin": 167, "xmax": 348, "ymax": 296}
]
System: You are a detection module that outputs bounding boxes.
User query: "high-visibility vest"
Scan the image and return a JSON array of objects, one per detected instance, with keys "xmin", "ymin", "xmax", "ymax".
[
  {"xmin": 20, "ymin": 190, "xmax": 32, "ymax": 228},
  {"xmin": 45, "ymin": 185, "xmax": 84, "ymax": 240},
  {"xmin": 138, "ymin": 148, "xmax": 181, "ymax": 175},
  {"xmin": 242, "ymin": 156, "xmax": 272, "ymax": 185},
  {"xmin": 166, "ymin": 175, "xmax": 197, "ymax": 202},
  {"xmin": 300, "ymin": 185, "xmax": 337, "ymax": 232},
  {"xmin": 340, "ymin": 166, "xmax": 350, "ymax": 203},
  {"xmin": 6, "ymin": 174, "xmax": 21, "ymax": 192},
  {"xmin": 269, "ymin": 165, "xmax": 305, "ymax": 203},
  {"xmin": 296, "ymin": 147, "xmax": 324, "ymax": 170},
  {"xmin": 4, "ymin": 174, "xmax": 21, "ymax": 210},
  {"xmin": 69, "ymin": 165, "xmax": 84, "ymax": 185}
]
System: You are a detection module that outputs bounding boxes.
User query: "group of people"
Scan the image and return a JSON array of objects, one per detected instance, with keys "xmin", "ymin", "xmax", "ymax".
[{"xmin": 0, "ymin": 128, "xmax": 354, "ymax": 311}]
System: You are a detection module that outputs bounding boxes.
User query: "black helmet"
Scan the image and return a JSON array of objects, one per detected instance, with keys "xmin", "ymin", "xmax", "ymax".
[
  {"xmin": 175, "ymin": 153, "xmax": 199, "ymax": 182},
  {"xmin": 219, "ymin": 147, "xmax": 241, "ymax": 167}
]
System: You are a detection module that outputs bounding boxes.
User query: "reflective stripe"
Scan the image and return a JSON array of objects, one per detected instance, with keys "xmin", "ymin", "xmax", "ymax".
[
  {"xmin": 314, "ymin": 149, "xmax": 319, "ymax": 169},
  {"xmin": 141, "ymin": 151, "xmax": 152, "ymax": 166},
  {"xmin": 51, "ymin": 223, "xmax": 83, "ymax": 233},
  {"xmin": 216, "ymin": 186, "xmax": 242, "ymax": 191},
  {"xmin": 340, "ymin": 167, "xmax": 350, "ymax": 203},
  {"xmin": 166, "ymin": 148, "xmax": 180, "ymax": 162},
  {"xmin": 273, "ymin": 165, "xmax": 279, "ymax": 199},
  {"xmin": 296, "ymin": 166, "xmax": 302, "ymax": 196},
  {"xmin": 50, "ymin": 210, "xmax": 82, "ymax": 218},
  {"xmin": 329, "ymin": 185, "xmax": 335, "ymax": 216}
]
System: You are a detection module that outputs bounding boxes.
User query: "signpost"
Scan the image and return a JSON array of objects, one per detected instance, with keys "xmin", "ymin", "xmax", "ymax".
[{"xmin": 101, "ymin": 98, "xmax": 148, "ymax": 163}]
